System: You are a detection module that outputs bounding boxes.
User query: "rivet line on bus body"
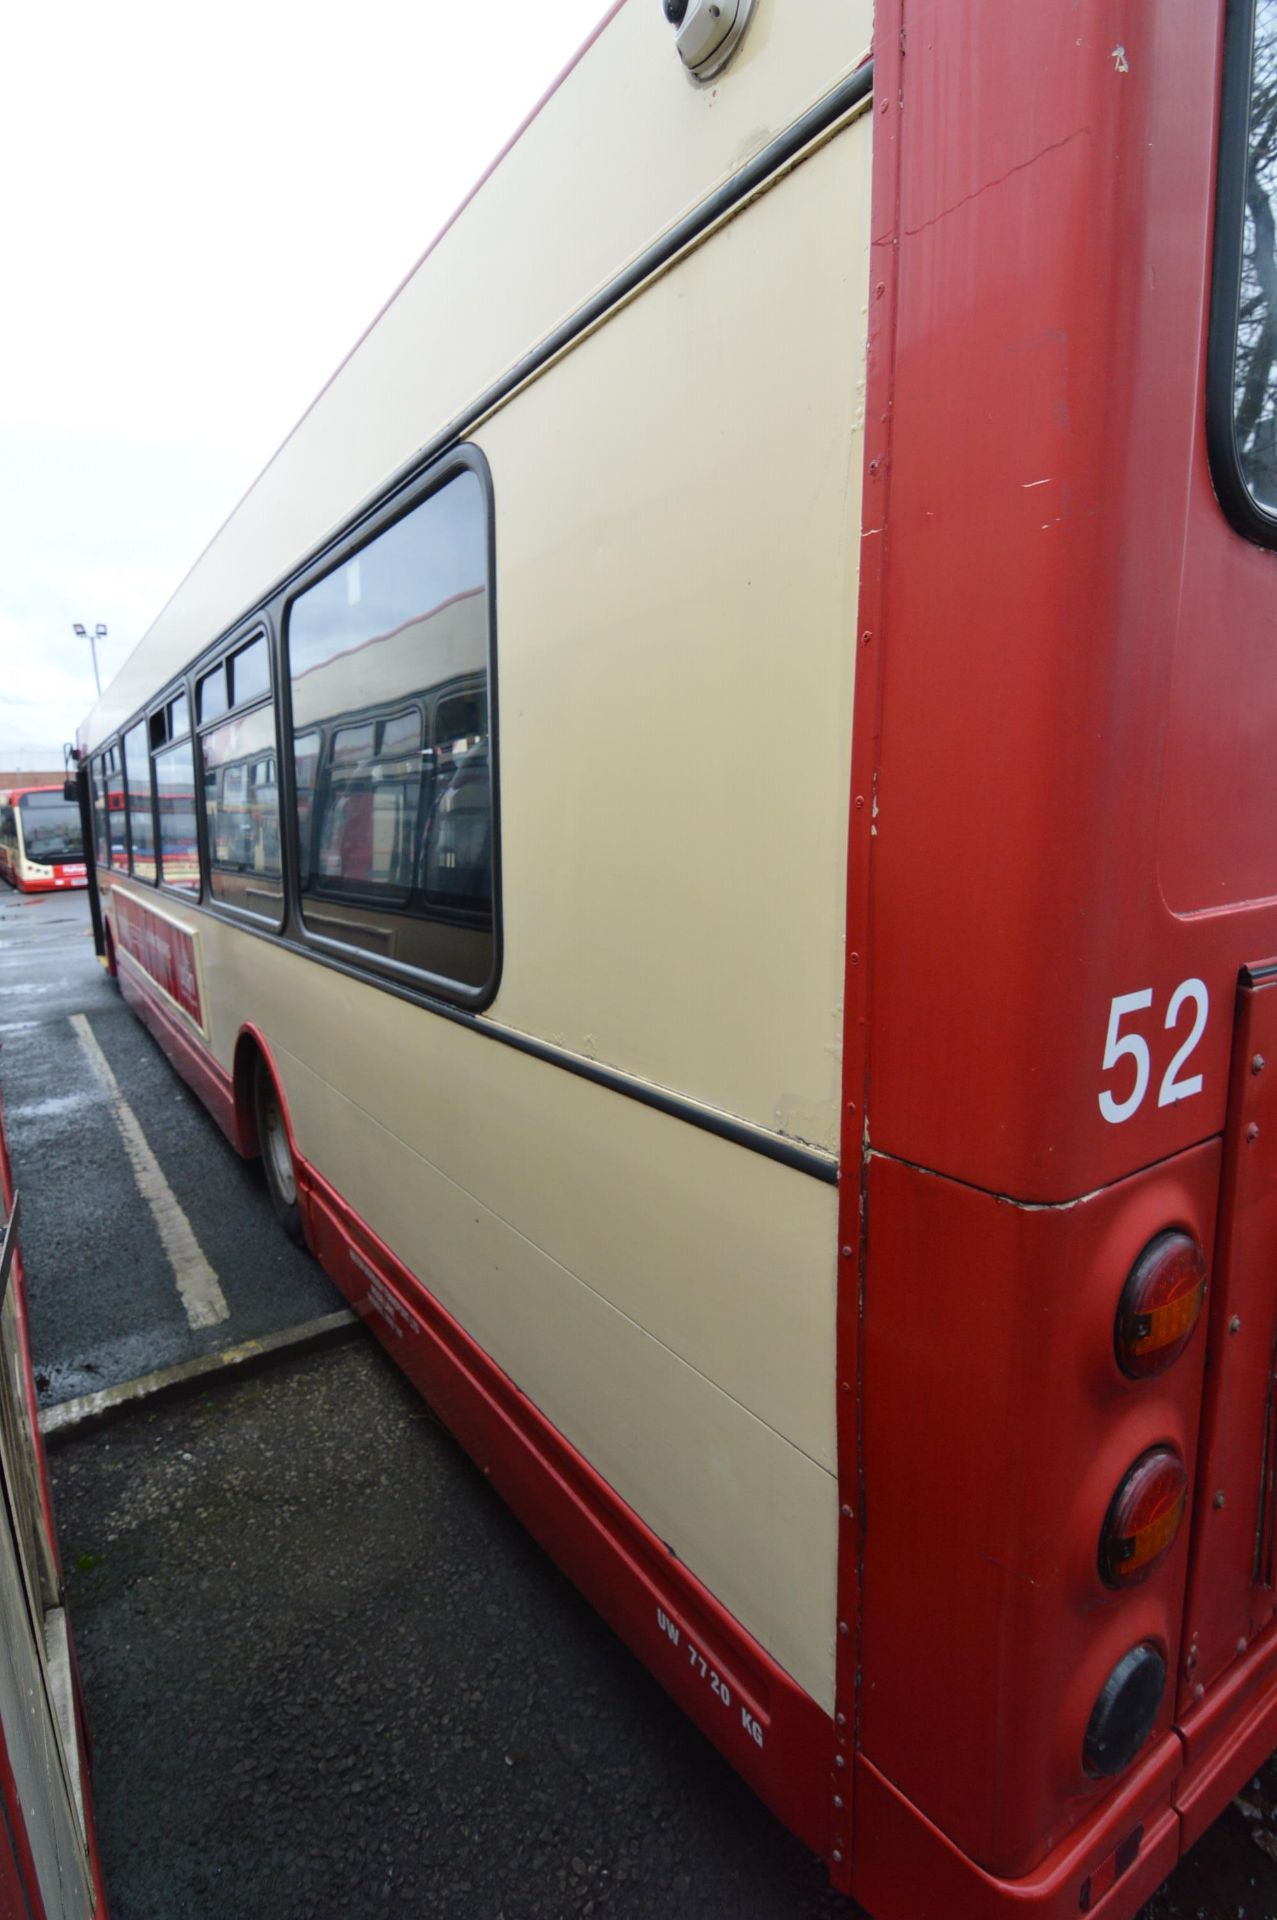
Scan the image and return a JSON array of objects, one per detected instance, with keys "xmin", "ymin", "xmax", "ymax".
[
  {"xmin": 838, "ymin": 1621, "xmax": 849, "ymax": 1637},
  {"xmin": 1229, "ymin": 1315, "xmax": 1242, "ymax": 1334},
  {"xmin": 1252, "ymin": 1053, "xmax": 1266, "ymax": 1074},
  {"xmin": 832, "ymin": 1850, "xmax": 843, "ymax": 1864},
  {"xmin": 855, "ymin": 795, "xmax": 865, "ymax": 810},
  {"xmin": 833, "ymin": 1795, "xmax": 845, "ymax": 1809},
  {"xmin": 1214, "ymin": 1490, "xmax": 1226, "ymax": 1509},
  {"xmin": 835, "ymin": 1752, "xmax": 846, "ymax": 1767},
  {"xmin": 841, "ymin": 1503, "xmax": 854, "ymax": 1519},
  {"xmin": 841, "ymin": 1245, "xmax": 853, "ymax": 1257},
  {"xmin": 836, "ymin": 1712, "xmax": 846, "ymax": 1726},
  {"xmin": 1246, "ymin": 1123, "xmax": 1260, "ymax": 1143}
]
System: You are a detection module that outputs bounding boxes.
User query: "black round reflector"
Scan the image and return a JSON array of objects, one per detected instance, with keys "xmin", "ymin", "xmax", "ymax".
[{"xmin": 1083, "ymin": 1644, "xmax": 1166, "ymax": 1778}]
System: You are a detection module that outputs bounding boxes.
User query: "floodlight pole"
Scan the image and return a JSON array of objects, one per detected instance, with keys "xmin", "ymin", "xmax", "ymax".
[{"xmin": 72, "ymin": 622, "xmax": 106, "ymax": 697}]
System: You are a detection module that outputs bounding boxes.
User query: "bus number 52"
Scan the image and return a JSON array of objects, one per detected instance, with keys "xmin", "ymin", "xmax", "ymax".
[{"xmin": 1098, "ymin": 980, "xmax": 1209, "ymax": 1125}]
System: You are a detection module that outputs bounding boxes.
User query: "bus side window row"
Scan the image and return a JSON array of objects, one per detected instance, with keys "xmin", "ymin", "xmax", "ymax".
[{"xmin": 87, "ymin": 463, "xmax": 495, "ymax": 999}]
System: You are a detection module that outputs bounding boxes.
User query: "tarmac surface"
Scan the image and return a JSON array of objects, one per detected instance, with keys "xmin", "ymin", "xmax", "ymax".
[
  {"xmin": 0, "ymin": 886, "xmax": 337, "ymax": 1403},
  {"xmin": 2, "ymin": 878, "xmax": 1276, "ymax": 1917}
]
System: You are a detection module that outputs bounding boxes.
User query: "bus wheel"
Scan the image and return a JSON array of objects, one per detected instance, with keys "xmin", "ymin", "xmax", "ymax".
[{"xmin": 254, "ymin": 1059, "xmax": 305, "ymax": 1245}]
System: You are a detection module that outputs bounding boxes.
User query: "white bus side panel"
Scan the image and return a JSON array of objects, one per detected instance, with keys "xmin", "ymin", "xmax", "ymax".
[
  {"xmin": 278, "ymin": 1040, "xmax": 838, "ymax": 1709},
  {"xmin": 483, "ymin": 117, "xmax": 866, "ymax": 1152}
]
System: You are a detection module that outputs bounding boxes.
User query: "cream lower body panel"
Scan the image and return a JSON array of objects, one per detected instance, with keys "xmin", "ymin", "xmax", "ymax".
[
  {"xmin": 280, "ymin": 1041, "xmax": 838, "ymax": 1710},
  {"xmin": 190, "ymin": 913, "xmax": 840, "ymax": 1711}
]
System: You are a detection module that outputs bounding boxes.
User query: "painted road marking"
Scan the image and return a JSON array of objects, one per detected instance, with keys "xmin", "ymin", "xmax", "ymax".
[{"xmin": 69, "ymin": 1013, "xmax": 230, "ymax": 1331}]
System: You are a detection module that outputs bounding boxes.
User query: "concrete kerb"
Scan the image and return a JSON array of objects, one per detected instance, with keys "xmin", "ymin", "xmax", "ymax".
[{"xmin": 39, "ymin": 1307, "xmax": 363, "ymax": 1444}]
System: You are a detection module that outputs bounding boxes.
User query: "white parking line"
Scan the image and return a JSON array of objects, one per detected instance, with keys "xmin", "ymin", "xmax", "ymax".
[{"xmin": 69, "ymin": 1013, "xmax": 230, "ymax": 1331}]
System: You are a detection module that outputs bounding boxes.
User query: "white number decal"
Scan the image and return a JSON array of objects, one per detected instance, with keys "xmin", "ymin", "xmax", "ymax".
[
  {"xmin": 1098, "ymin": 989, "xmax": 1154, "ymax": 1124},
  {"xmin": 1099, "ymin": 980, "xmax": 1209, "ymax": 1124},
  {"xmin": 1158, "ymin": 979, "xmax": 1209, "ymax": 1108}
]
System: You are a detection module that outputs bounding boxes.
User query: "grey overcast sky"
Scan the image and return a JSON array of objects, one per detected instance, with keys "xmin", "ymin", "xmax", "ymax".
[{"xmin": 0, "ymin": 0, "xmax": 606, "ymax": 770}]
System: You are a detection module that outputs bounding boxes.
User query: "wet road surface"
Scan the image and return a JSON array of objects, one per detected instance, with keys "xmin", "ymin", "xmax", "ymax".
[
  {"xmin": 1, "ymin": 880, "xmax": 1273, "ymax": 1917},
  {"xmin": 0, "ymin": 885, "xmax": 338, "ymax": 1403}
]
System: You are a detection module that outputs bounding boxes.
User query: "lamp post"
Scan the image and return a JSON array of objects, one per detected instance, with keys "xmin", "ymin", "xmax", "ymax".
[{"xmin": 72, "ymin": 622, "xmax": 107, "ymax": 697}]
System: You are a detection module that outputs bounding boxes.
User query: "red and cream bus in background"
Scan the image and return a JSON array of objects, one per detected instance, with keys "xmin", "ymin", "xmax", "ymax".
[
  {"xmin": 69, "ymin": 2, "xmax": 1277, "ymax": 1914},
  {"xmin": 0, "ymin": 789, "xmax": 87, "ymax": 894}
]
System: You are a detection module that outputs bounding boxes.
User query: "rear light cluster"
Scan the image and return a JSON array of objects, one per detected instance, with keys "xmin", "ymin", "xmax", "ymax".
[
  {"xmin": 1098, "ymin": 1448, "xmax": 1188, "ymax": 1589},
  {"xmin": 1083, "ymin": 1231, "xmax": 1208, "ymax": 1786},
  {"xmin": 1114, "ymin": 1232, "xmax": 1208, "ymax": 1380}
]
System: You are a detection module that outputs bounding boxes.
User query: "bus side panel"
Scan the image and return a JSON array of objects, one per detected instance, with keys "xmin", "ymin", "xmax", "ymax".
[
  {"xmin": 301, "ymin": 1155, "xmax": 837, "ymax": 1860},
  {"xmin": 270, "ymin": 1031, "xmax": 840, "ymax": 1712},
  {"xmin": 479, "ymin": 119, "xmax": 867, "ymax": 1153}
]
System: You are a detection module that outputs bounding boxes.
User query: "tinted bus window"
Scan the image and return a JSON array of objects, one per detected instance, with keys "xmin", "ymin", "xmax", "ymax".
[
  {"xmin": 231, "ymin": 638, "xmax": 269, "ymax": 706},
  {"xmin": 202, "ymin": 702, "xmax": 283, "ymax": 920},
  {"xmin": 18, "ymin": 792, "xmax": 83, "ymax": 865},
  {"xmin": 287, "ymin": 470, "xmax": 494, "ymax": 994},
  {"xmin": 123, "ymin": 724, "xmax": 156, "ymax": 882},
  {"xmin": 104, "ymin": 746, "xmax": 127, "ymax": 871},
  {"xmin": 91, "ymin": 756, "xmax": 108, "ymax": 866},
  {"xmin": 198, "ymin": 663, "xmax": 229, "ymax": 724},
  {"xmin": 1231, "ymin": 0, "xmax": 1277, "ymax": 507},
  {"xmin": 155, "ymin": 738, "xmax": 199, "ymax": 895}
]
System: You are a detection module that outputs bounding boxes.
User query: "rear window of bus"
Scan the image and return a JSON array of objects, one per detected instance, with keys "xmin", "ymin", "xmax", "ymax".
[{"xmin": 1211, "ymin": 0, "xmax": 1277, "ymax": 533}]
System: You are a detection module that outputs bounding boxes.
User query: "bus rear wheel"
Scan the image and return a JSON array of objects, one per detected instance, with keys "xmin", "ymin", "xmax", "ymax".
[{"xmin": 254, "ymin": 1059, "xmax": 305, "ymax": 1245}]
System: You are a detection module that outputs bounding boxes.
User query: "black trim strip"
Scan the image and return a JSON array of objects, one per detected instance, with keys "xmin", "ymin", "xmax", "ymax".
[{"xmin": 108, "ymin": 877, "xmax": 839, "ymax": 1184}]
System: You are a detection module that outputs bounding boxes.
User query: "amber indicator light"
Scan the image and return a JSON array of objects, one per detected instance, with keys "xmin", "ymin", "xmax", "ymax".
[
  {"xmin": 1115, "ymin": 1231, "xmax": 1207, "ymax": 1380},
  {"xmin": 1099, "ymin": 1448, "xmax": 1188, "ymax": 1589}
]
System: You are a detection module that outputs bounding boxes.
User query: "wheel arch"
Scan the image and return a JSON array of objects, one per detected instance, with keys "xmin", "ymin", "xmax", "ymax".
[{"xmin": 232, "ymin": 1024, "xmax": 301, "ymax": 1166}]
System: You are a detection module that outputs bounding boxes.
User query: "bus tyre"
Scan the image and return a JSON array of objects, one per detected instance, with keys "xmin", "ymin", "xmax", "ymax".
[{"xmin": 254, "ymin": 1060, "xmax": 305, "ymax": 1246}]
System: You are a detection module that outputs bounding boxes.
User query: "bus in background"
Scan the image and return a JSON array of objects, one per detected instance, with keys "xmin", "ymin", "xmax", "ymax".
[
  {"xmin": 0, "ymin": 788, "xmax": 88, "ymax": 894},
  {"xmin": 70, "ymin": 2, "xmax": 1277, "ymax": 1916}
]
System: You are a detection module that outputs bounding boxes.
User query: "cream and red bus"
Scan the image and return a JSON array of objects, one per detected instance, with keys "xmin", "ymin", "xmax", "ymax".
[
  {"xmin": 0, "ymin": 788, "xmax": 88, "ymax": 895},
  {"xmin": 72, "ymin": 2, "xmax": 1277, "ymax": 1913}
]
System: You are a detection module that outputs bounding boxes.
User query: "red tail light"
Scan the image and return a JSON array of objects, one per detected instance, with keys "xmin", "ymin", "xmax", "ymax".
[
  {"xmin": 1099, "ymin": 1448, "xmax": 1188, "ymax": 1589},
  {"xmin": 1114, "ymin": 1231, "xmax": 1207, "ymax": 1380}
]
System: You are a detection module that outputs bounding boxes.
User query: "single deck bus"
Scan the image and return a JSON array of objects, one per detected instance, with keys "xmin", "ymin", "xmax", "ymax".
[
  {"xmin": 0, "ymin": 789, "xmax": 88, "ymax": 894},
  {"xmin": 73, "ymin": 2, "xmax": 1277, "ymax": 1913}
]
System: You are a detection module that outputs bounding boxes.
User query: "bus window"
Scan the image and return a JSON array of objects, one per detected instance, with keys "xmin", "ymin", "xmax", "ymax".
[
  {"xmin": 155, "ymin": 737, "xmax": 199, "ymax": 894},
  {"xmin": 286, "ymin": 469, "xmax": 494, "ymax": 993},
  {"xmin": 104, "ymin": 745, "xmax": 127, "ymax": 872},
  {"xmin": 91, "ymin": 754, "xmax": 108, "ymax": 866},
  {"xmin": 201, "ymin": 701, "xmax": 283, "ymax": 920},
  {"xmin": 150, "ymin": 691, "xmax": 199, "ymax": 895},
  {"xmin": 230, "ymin": 637, "xmax": 270, "ymax": 707},
  {"xmin": 198, "ymin": 662, "xmax": 229, "ymax": 724},
  {"xmin": 123, "ymin": 723, "xmax": 157, "ymax": 883},
  {"xmin": 18, "ymin": 791, "xmax": 83, "ymax": 866},
  {"xmin": 1236, "ymin": 2, "xmax": 1277, "ymax": 505}
]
